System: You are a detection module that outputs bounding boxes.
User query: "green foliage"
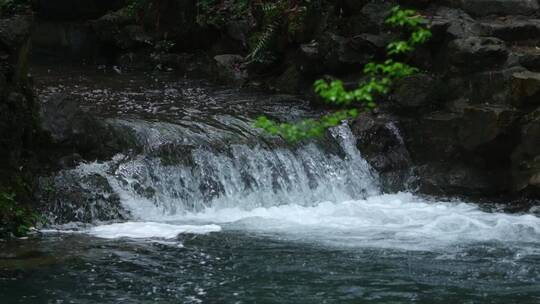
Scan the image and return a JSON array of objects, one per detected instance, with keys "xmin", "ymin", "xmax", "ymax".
[
  {"xmin": 247, "ymin": 18, "xmax": 280, "ymax": 63},
  {"xmin": 0, "ymin": 191, "xmax": 40, "ymax": 238},
  {"xmin": 256, "ymin": 6, "xmax": 432, "ymax": 142},
  {"xmin": 247, "ymin": 1, "xmax": 285, "ymax": 63},
  {"xmin": 255, "ymin": 109, "xmax": 359, "ymax": 142}
]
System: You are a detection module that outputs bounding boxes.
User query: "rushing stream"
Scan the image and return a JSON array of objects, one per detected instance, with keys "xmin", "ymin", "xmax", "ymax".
[{"xmin": 1, "ymin": 66, "xmax": 540, "ymax": 303}]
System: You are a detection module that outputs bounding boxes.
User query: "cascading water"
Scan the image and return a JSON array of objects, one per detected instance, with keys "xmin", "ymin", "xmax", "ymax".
[
  {"xmin": 5, "ymin": 67, "xmax": 539, "ymax": 304},
  {"xmin": 77, "ymin": 123, "xmax": 378, "ymax": 219}
]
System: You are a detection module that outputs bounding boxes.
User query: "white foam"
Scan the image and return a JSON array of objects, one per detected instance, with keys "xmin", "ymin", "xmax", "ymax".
[
  {"xmin": 169, "ymin": 193, "xmax": 540, "ymax": 250},
  {"xmin": 88, "ymin": 222, "xmax": 221, "ymax": 239}
]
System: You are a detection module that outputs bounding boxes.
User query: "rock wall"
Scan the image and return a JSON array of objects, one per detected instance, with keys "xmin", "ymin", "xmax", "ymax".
[
  {"xmin": 0, "ymin": 13, "xmax": 41, "ymax": 193},
  {"xmin": 367, "ymin": 0, "xmax": 540, "ymax": 198}
]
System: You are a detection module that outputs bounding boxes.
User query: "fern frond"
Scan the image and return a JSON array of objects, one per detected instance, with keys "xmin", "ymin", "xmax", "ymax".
[
  {"xmin": 261, "ymin": 3, "xmax": 278, "ymax": 13},
  {"xmin": 247, "ymin": 19, "xmax": 280, "ymax": 62}
]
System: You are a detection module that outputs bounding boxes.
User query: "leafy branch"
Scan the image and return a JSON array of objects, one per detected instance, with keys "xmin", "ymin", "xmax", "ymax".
[{"xmin": 255, "ymin": 6, "xmax": 432, "ymax": 142}]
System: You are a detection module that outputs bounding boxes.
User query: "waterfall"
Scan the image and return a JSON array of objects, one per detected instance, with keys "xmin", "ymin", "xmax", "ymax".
[{"xmin": 63, "ymin": 121, "xmax": 380, "ymax": 222}]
